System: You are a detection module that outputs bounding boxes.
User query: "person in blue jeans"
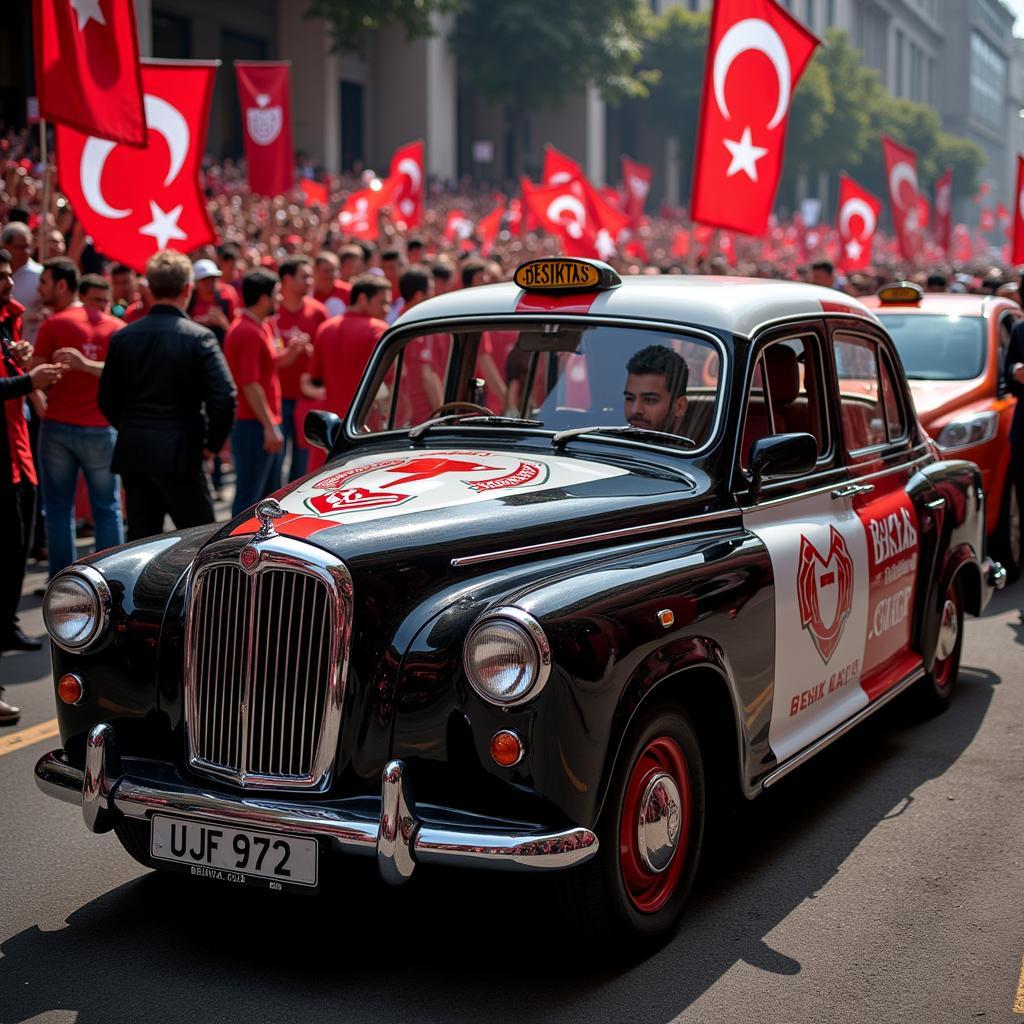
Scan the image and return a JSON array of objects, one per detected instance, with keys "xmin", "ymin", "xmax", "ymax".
[{"xmin": 32, "ymin": 258, "xmax": 124, "ymax": 576}]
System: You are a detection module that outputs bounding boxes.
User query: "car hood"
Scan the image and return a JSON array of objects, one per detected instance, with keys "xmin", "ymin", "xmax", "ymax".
[
  {"xmin": 212, "ymin": 443, "xmax": 715, "ymax": 568},
  {"xmin": 907, "ymin": 379, "xmax": 982, "ymax": 423}
]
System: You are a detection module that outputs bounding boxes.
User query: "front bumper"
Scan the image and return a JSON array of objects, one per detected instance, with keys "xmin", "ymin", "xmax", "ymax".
[
  {"xmin": 982, "ymin": 557, "xmax": 1007, "ymax": 611},
  {"xmin": 35, "ymin": 723, "xmax": 599, "ymax": 884}
]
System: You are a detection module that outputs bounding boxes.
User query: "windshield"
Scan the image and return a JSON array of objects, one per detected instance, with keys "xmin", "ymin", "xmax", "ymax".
[
  {"xmin": 877, "ymin": 313, "xmax": 986, "ymax": 380},
  {"xmin": 354, "ymin": 322, "xmax": 723, "ymax": 448}
]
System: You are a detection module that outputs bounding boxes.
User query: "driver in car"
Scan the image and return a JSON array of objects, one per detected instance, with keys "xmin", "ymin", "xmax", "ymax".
[{"xmin": 623, "ymin": 345, "xmax": 689, "ymax": 434}]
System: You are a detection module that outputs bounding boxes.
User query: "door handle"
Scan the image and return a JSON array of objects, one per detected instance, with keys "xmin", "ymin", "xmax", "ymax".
[
  {"xmin": 830, "ymin": 483, "xmax": 875, "ymax": 500},
  {"xmin": 924, "ymin": 496, "xmax": 945, "ymax": 510}
]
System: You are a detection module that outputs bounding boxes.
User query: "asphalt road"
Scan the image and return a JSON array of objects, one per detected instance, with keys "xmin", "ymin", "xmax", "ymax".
[{"xmin": 2, "ymin": 562, "xmax": 1023, "ymax": 1024}]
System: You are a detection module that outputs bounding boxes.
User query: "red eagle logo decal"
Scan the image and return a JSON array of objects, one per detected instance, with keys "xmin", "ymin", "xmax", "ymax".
[{"xmin": 797, "ymin": 527, "xmax": 855, "ymax": 663}]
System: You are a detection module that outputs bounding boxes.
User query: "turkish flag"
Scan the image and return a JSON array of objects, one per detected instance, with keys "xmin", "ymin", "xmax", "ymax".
[
  {"xmin": 882, "ymin": 136, "xmax": 922, "ymax": 262},
  {"xmin": 934, "ymin": 169, "xmax": 953, "ymax": 254},
  {"xmin": 338, "ymin": 178, "xmax": 397, "ymax": 240},
  {"xmin": 621, "ymin": 156, "xmax": 652, "ymax": 227},
  {"xmin": 836, "ymin": 174, "xmax": 881, "ymax": 272},
  {"xmin": 580, "ymin": 177, "xmax": 631, "ymax": 239},
  {"xmin": 477, "ymin": 201, "xmax": 505, "ymax": 256},
  {"xmin": 1011, "ymin": 156, "xmax": 1024, "ymax": 265},
  {"xmin": 235, "ymin": 61, "xmax": 294, "ymax": 197},
  {"xmin": 542, "ymin": 145, "xmax": 584, "ymax": 186},
  {"xmin": 389, "ymin": 140, "xmax": 425, "ymax": 230},
  {"xmin": 299, "ymin": 177, "xmax": 328, "ymax": 207},
  {"xmin": 443, "ymin": 209, "xmax": 474, "ymax": 242},
  {"xmin": 55, "ymin": 61, "xmax": 216, "ymax": 272},
  {"xmin": 691, "ymin": 0, "xmax": 819, "ymax": 235},
  {"xmin": 980, "ymin": 207, "xmax": 995, "ymax": 233},
  {"xmin": 520, "ymin": 177, "xmax": 611, "ymax": 260},
  {"xmin": 34, "ymin": 0, "xmax": 146, "ymax": 147}
]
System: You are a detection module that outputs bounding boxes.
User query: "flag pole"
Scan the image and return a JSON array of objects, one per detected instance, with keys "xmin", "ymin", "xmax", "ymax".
[{"xmin": 38, "ymin": 117, "xmax": 50, "ymax": 261}]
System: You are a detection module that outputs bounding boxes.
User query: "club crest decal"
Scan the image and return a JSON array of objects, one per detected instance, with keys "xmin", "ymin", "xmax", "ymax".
[{"xmin": 797, "ymin": 526, "xmax": 855, "ymax": 663}]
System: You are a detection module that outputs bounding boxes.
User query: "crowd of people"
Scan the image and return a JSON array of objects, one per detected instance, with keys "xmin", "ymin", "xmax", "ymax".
[{"xmin": 2, "ymin": 121, "xmax": 1023, "ymax": 726}]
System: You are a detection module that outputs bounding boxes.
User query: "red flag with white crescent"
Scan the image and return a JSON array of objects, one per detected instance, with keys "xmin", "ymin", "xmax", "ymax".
[
  {"xmin": 882, "ymin": 136, "xmax": 922, "ymax": 262},
  {"xmin": 836, "ymin": 174, "xmax": 881, "ymax": 272},
  {"xmin": 235, "ymin": 61, "xmax": 294, "ymax": 198},
  {"xmin": 337, "ymin": 178, "xmax": 398, "ymax": 241},
  {"xmin": 55, "ymin": 61, "xmax": 216, "ymax": 272},
  {"xmin": 621, "ymin": 156, "xmax": 652, "ymax": 227},
  {"xmin": 388, "ymin": 140, "xmax": 425, "ymax": 230},
  {"xmin": 443, "ymin": 209, "xmax": 474, "ymax": 242},
  {"xmin": 542, "ymin": 145, "xmax": 584, "ymax": 186},
  {"xmin": 34, "ymin": 0, "xmax": 147, "ymax": 146},
  {"xmin": 980, "ymin": 207, "xmax": 995, "ymax": 233},
  {"xmin": 520, "ymin": 177, "xmax": 617, "ymax": 260},
  {"xmin": 299, "ymin": 177, "xmax": 328, "ymax": 207},
  {"xmin": 1011, "ymin": 156, "xmax": 1024, "ymax": 265},
  {"xmin": 934, "ymin": 168, "xmax": 953, "ymax": 254},
  {"xmin": 477, "ymin": 201, "xmax": 506, "ymax": 256},
  {"xmin": 691, "ymin": 0, "xmax": 820, "ymax": 235}
]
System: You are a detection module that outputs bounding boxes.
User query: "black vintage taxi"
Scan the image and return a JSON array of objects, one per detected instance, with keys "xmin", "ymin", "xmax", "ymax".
[{"xmin": 36, "ymin": 258, "xmax": 1005, "ymax": 945}]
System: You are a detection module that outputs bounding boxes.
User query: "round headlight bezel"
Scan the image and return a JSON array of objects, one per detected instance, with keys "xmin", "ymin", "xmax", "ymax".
[
  {"xmin": 43, "ymin": 566, "xmax": 112, "ymax": 653},
  {"xmin": 463, "ymin": 607, "xmax": 551, "ymax": 707}
]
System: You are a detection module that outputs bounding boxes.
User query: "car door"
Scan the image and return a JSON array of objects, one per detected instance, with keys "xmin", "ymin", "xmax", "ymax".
[{"xmin": 736, "ymin": 323, "xmax": 876, "ymax": 765}]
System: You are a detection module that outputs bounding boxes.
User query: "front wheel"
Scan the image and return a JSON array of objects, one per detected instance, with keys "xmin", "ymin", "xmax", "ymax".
[
  {"xmin": 558, "ymin": 705, "xmax": 705, "ymax": 949},
  {"xmin": 911, "ymin": 578, "xmax": 964, "ymax": 716}
]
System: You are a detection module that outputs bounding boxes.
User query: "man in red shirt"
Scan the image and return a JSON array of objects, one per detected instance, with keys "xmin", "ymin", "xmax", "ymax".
[
  {"xmin": 122, "ymin": 277, "xmax": 154, "ymax": 323},
  {"xmin": 80, "ymin": 274, "xmax": 114, "ymax": 315},
  {"xmin": 301, "ymin": 275, "xmax": 391, "ymax": 429},
  {"xmin": 274, "ymin": 255, "xmax": 326, "ymax": 483},
  {"xmin": 224, "ymin": 268, "xmax": 306, "ymax": 515},
  {"xmin": 33, "ymin": 257, "xmax": 124, "ymax": 577},
  {"xmin": 188, "ymin": 258, "xmax": 239, "ymax": 346},
  {"xmin": 313, "ymin": 252, "xmax": 350, "ymax": 317},
  {"xmin": 0, "ymin": 248, "xmax": 62, "ymax": 680}
]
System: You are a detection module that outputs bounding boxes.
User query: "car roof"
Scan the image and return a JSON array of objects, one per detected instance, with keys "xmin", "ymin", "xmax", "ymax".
[
  {"xmin": 392, "ymin": 275, "xmax": 880, "ymax": 338},
  {"xmin": 864, "ymin": 292, "xmax": 1016, "ymax": 317}
]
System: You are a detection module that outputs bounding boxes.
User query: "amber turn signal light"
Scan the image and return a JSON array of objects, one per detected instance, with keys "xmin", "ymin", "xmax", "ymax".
[
  {"xmin": 58, "ymin": 672, "xmax": 85, "ymax": 705},
  {"xmin": 490, "ymin": 729, "xmax": 525, "ymax": 767}
]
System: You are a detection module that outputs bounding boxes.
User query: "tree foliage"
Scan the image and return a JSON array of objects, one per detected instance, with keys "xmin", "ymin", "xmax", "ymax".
[
  {"xmin": 452, "ymin": 0, "xmax": 656, "ymax": 112},
  {"xmin": 306, "ymin": 0, "xmax": 456, "ymax": 57}
]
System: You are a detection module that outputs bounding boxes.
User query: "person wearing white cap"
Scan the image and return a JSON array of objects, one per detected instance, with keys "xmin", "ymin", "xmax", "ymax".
[{"xmin": 187, "ymin": 257, "xmax": 239, "ymax": 346}]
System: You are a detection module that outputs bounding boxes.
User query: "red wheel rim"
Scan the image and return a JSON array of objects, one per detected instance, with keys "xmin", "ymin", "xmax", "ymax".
[
  {"xmin": 618, "ymin": 735, "xmax": 692, "ymax": 914},
  {"xmin": 932, "ymin": 585, "xmax": 960, "ymax": 690}
]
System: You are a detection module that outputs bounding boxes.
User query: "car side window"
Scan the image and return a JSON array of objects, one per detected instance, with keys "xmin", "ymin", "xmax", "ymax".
[
  {"xmin": 879, "ymin": 348, "xmax": 907, "ymax": 441},
  {"xmin": 834, "ymin": 333, "xmax": 887, "ymax": 452},
  {"xmin": 741, "ymin": 334, "xmax": 828, "ymax": 470}
]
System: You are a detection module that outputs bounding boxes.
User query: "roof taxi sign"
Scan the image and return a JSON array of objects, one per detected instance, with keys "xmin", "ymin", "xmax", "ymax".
[
  {"xmin": 513, "ymin": 257, "xmax": 621, "ymax": 293},
  {"xmin": 876, "ymin": 281, "xmax": 924, "ymax": 306}
]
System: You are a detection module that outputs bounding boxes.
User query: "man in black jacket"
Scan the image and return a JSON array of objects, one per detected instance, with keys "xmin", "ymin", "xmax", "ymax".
[{"xmin": 98, "ymin": 250, "xmax": 236, "ymax": 541}]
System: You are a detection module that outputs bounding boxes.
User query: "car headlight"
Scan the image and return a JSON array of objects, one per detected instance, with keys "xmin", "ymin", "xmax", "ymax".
[
  {"xmin": 936, "ymin": 411, "xmax": 998, "ymax": 450},
  {"xmin": 463, "ymin": 608, "xmax": 551, "ymax": 706},
  {"xmin": 43, "ymin": 566, "xmax": 111, "ymax": 652}
]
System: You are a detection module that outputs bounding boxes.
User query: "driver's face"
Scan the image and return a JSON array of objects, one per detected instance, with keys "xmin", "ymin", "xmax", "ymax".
[{"xmin": 624, "ymin": 373, "xmax": 687, "ymax": 432}]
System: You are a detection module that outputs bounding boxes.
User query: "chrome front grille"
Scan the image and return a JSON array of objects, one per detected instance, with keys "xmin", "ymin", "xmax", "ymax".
[{"xmin": 184, "ymin": 539, "xmax": 352, "ymax": 790}]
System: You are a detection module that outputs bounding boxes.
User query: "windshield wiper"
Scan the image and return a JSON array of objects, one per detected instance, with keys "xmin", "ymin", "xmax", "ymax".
[
  {"xmin": 550, "ymin": 425, "xmax": 697, "ymax": 450},
  {"xmin": 409, "ymin": 414, "xmax": 543, "ymax": 441}
]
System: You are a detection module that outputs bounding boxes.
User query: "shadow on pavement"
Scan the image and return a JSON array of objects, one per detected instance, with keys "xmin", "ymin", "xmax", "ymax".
[{"xmin": 0, "ymin": 665, "xmax": 997, "ymax": 1024}]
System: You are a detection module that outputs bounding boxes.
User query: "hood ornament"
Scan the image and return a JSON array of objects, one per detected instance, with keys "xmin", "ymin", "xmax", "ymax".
[{"xmin": 254, "ymin": 498, "xmax": 286, "ymax": 541}]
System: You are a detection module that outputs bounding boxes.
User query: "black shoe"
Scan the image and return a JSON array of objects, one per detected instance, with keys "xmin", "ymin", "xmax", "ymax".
[{"xmin": 0, "ymin": 627, "xmax": 42, "ymax": 652}]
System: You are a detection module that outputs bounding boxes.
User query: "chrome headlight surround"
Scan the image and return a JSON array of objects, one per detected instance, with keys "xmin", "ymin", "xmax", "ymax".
[
  {"xmin": 936, "ymin": 411, "xmax": 999, "ymax": 451},
  {"xmin": 463, "ymin": 607, "xmax": 551, "ymax": 707},
  {"xmin": 43, "ymin": 565, "xmax": 112, "ymax": 653}
]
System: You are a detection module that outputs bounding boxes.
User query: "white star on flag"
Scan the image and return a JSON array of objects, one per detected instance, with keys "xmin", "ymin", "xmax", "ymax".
[
  {"xmin": 723, "ymin": 127, "xmax": 769, "ymax": 183},
  {"xmin": 845, "ymin": 239, "xmax": 863, "ymax": 260},
  {"xmin": 139, "ymin": 202, "xmax": 187, "ymax": 250},
  {"xmin": 70, "ymin": 0, "xmax": 106, "ymax": 30}
]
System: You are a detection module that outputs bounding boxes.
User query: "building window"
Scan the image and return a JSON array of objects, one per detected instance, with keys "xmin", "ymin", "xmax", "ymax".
[
  {"xmin": 804, "ymin": 0, "xmax": 814, "ymax": 31},
  {"xmin": 854, "ymin": 3, "xmax": 888, "ymax": 76},
  {"xmin": 910, "ymin": 42, "xmax": 922, "ymax": 102},
  {"xmin": 826, "ymin": 0, "xmax": 836, "ymax": 28},
  {"xmin": 895, "ymin": 29, "xmax": 904, "ymax": 96},
  {"xmin": 970, "ymin": 31, "xmax": 1007, "ymax": 131},
  {"xmin": 152, "ymin": 10, "xmax": 191, "ymax": 58}
]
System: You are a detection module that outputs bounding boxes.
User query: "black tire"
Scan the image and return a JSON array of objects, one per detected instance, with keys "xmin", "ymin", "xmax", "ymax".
[
  {"xmin": 558, "ymin": 704, "xmax": 706, "ymax": 950},
  {"xmin": 114, "ymin": 818, "xmax": 156, "ymax": 870},
  {"xmin": 992, "ymin": 474, "xmax": 1022, "ymax": 583},
  {"xmin": 911, "ymin": 577, "xmax": 964, "ymax": 717}
]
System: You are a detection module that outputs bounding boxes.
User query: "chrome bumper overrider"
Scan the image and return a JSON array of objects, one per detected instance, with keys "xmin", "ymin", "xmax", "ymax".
[
  {"xmin": 34, "ymin": 724, "xmax": 599, "ymax": 883},
  {"xmin": 983, "ymin": 558, "xmax": 1007, "ymax": 592}
]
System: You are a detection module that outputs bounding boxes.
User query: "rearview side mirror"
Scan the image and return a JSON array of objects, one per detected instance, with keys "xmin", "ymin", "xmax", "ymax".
[
  {"xmin": 749, "ymin": 432, "xmax": 818, "ymax": 498},
  {"xmin": 304, "ymin": 410, "xmax": 342, "ymax": 452}
]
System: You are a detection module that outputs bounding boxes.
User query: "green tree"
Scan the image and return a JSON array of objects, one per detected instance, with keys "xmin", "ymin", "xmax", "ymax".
[
  {"xmin": 452, "ymin": 0, "xmax": 656, "ymax": 174},
  {"xmin": 307, "ymin": 0, "xmax": 456, "ymax": 57}
]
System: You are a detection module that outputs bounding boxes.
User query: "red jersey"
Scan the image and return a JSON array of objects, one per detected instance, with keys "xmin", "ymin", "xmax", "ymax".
[
  {"xmin": 274, "ymin": 297, "xmax": 328, "ymax": 400},
  {"xmin": 123, "ymin": 301, "xmax": 149, "ymax": 323},
  {"xmin": 314, "ymin": 280, "xmax": 351, "ymax": 318},
  {"xmin": 190, "ymin": 282, "xmax": 240, "ymax": 322},
  {"xmin": 308, "ymin": 312, "xmax": 387, "ymax": 419},
  {"xmin": 224, "ymin": 313, "xmax": 282, "ymax": 424},
  {"xmin": 34, "ymin": 305, "xmax": 120, "ymax": 427},
  {"xmin": 0, "ymin": 301, "xmax": 36, "ymax": 486}
]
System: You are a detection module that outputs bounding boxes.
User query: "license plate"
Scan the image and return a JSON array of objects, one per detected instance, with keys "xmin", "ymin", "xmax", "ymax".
[{"xmin": 149, "ymin": 814, "xmax": 318, "ymax": 892}]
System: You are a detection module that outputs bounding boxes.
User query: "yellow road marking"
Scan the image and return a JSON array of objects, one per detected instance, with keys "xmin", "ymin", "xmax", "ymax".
[
  {"xmin": 0, "ymin": 718, "xmax": 59, "ymax": 758},
  {"xmin": 1014, "ymin": 955, "xmax": 1024, "ymax": 1014}
]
